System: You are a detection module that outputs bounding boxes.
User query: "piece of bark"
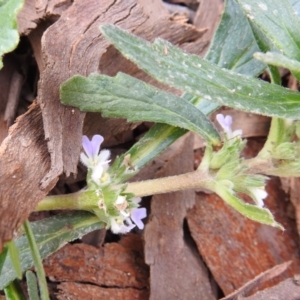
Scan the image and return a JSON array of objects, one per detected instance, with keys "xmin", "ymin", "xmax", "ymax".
[
  {"xmin": 222, "ymin": 261, "xmax": 292, "ymax": 299},
  {"xmin": 284, "ymin": 177, "xmax": 300, "ymax": 239},
  {"xmin": 57, "ymin": 282, "xmax": 149, "ymax": 300},
  {"xmin": 4, "ymin": 70, "xmax": 24, "ymax": 127},
  {"xmin": 17, "ymin": 0, "xmax": 73, "ymax": 35},
  {"xmin": 165, "ymin": 0, "xmax": 199, "ymax": 10},
  {"xmin": 164, "ymin": 2, "xmax": 196, "ymax": 23},
  {"xmin": 0, "ymin": 57, "xmax": 15, "ymax": 143},
  {"xmin": 44, "ymin": 234, "xmax": 149, "ymax": 288},
  {"xmin": 0, "ymin": 103, "xmax": 51, "ymax": 248},
  {"xmin": 17, "ymin": 0, "xmax": 40, "ymax": 35},
  {"xmin": 239, "ymin": 278, "xmax": 300, "ymax": 300},
  {"xmin": 186, "ymin": 176, "xmax": 300, "ymax": 295},
  {"xmin": 194, "ymin": 0, "xmax": 223, "ymax": 52},
  {"xmin": 144, "ymin": 134, "xmax": 216, "ymax": 300}
]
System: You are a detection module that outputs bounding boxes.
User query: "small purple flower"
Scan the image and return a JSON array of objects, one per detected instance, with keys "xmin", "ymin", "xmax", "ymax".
[
  {"xmin": 216, "ymin": 114, "xmax": 232, "ymax": 133},
  {"xmin": 80, "ymin": 135, "xmax": 111, "ymax": 185},
  {"xmin": 130, "ymin": 208, "xmax": 147, "ymax": 229},
  {"xmin": 216, "ymin": 114, "xmax": 242, "ymax": 139},
  {"xmin": 110, "ymin": 196, "xmax": 147, "ymax": 234},
  {"xmin": 81, "ymin": 135, "xmax": 104, "ymax": 166}
]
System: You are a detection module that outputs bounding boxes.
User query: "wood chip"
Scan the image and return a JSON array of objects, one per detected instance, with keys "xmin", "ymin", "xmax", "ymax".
[
  {"xmin": 57, "ymin": 282, "xmax": 149, "ymax": 300},
  {"xmin": 186, "ymin": 176, "xmax": 300, "ymax": 295},
  {"xmin": 44, "ymin": 235, "xmax": 149, "ymax": 289},
  {"xmin": 144, "ymin": 133, "xmax": 216, "ymax": 299}
]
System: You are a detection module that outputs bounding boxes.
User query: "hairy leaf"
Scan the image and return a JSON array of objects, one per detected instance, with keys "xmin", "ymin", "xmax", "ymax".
[
  {"xmin": 206, "ymin": 0, "xmax": 265, "ymax": 76},
  {"xmin": 60, "ymin": 73, "xmax": 221, "ymax": 145},
  {"xmin": 100, "ymin": 24, "xmax": 300, "ymax": 119},
  {"xmin": 216, "ymin": 186, "xmax": 283, "ymax": 230},
  {"xmin": 237, "ymin": 0, "xmax": 300, "ymax": 60}
]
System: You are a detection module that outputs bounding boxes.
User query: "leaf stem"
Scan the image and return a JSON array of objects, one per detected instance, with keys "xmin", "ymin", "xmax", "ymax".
[{"xmin": 23, "ymin": 220, "xmax": 50, "ymax": 300}]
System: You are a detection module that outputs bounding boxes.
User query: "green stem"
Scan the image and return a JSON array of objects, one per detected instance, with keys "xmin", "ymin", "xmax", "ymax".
[
  {"xmin": 35, "ymin": 190, "xmax": 99, "ymax": 211},
  {"xmin": 23, "ymin": 220, "xmax": 50, "ymax": 300},
  {"xmin": 125, "ymin": 170, "xmax": 211, "ymax": 197},
  {"xmin": 36, "ymin": 170, "xmax": 212, "ymax": 211}
]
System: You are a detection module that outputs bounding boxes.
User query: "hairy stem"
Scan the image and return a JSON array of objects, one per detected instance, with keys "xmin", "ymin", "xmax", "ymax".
[
  {"xmin": 125, "ymin": 170, "xmax": 211, "ymax": 197},
  {"xmin": 36, "ymin": 170, "xmax": 212, "ymax": 211}
]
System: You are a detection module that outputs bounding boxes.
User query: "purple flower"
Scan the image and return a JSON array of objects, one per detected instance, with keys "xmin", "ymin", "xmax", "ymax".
[
  {"xmin": 80, "ymin": 135, "xmax": 111, "ymax": 185},
  {"xmin": 130, "ymin": 208, "xmax": 147, "ymax": 229},
  {"xmin": 109, "ymin": 197, "xmax": 147, "ymax": 234},
  {"xmin": 216, "ymin": 114, "xmax": 232, "ymax": 133},
  {"xmin": 216, "ymin": 114, "xmax": 242, "ymax": 139}
]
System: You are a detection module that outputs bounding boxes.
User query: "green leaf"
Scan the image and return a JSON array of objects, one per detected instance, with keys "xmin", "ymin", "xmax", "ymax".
[
  {"xmin": 7, "ymin": 241, "xmax": 22, "ymax": 279},
  {"xmin": 0, "ymin": 245, "xmax": 8, "ymax": 275},
  {"xmin": 4, "ymin": 280, "xmax": 26, "ymax": 300},
  {"xmin": 215, "ymin": 185, "xmax": 283, "ymax": 230},
  {"xmin": 206, "ymin": 0, "xmax": 265, "ymax": 76},
  {"xmin": 291, "ymin": 0, "xmax": 300, "ymax": 15},
  {"xmin": 60, "ymin": 73, "xmax": 221, "ymax": 145},
  {"xmin": 0, "ymin": 0, "xmax": 23, "ymax": 69},
  {"xmin": 254, "ymin": 52, "xmax": 300, "ymax": 81},
  {"xmin": 26, "ymin": 271, "xmax": 39, "ymax": 300},
  {"xmin": 237, "ymin": 0, "xmax": 300, "ymax": 60},
  {"xmin": 100, "ymin": 24, "xmax": 300, "ymax": 119},
  {"xmin": 0, "ymin": 212, "xmax": 103, "ymax": 290},
  {"xmin": 247, "ymin": 19, "xmax": 281, "ymax": 84}
]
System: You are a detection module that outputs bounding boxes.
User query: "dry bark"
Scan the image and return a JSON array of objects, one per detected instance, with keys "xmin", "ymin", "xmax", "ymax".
[
  {"xmin": 0, "ymin": 57, "xmax": 15, "ymax": 144},
  {"xmin": 0, "ymin": 103, "xmax": 50, "ymax": 246},
  {"xmin": 239, "ymin": 278, "xmax": 300, "ymax": 300},
  {"xmin": 186, "ymin": 174, "xmax": 300, "ymax": 295},
  {"xmin": 144, "ymin": 133, "xmax": 216, "ymax": 300},
  {"xmin": 194, "ymin": 0, "xmax": 223, "ymax": 44},
  {"xmin": 222, "ymin": 261, "xmax": 291, "ymax": 299},
  {"xmin": 57, "ymin": 282, "xmax": 149, "ymax": 300},
  {"xmin": 44, "ymin": 234, "xmax": 149, "ymax": 296}
]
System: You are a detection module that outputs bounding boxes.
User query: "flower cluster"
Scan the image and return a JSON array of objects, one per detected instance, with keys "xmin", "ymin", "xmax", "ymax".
[
  {"xmin": 81, "ymin": 135, "xmax": 147, "ymax": 234},
  {"xmin": 216, "ymin": 114, "xmax": 268, "ymax": 208},
  {"xmin": 109, "ymin": 196, "xmax": 147, "ymax": 234}
]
